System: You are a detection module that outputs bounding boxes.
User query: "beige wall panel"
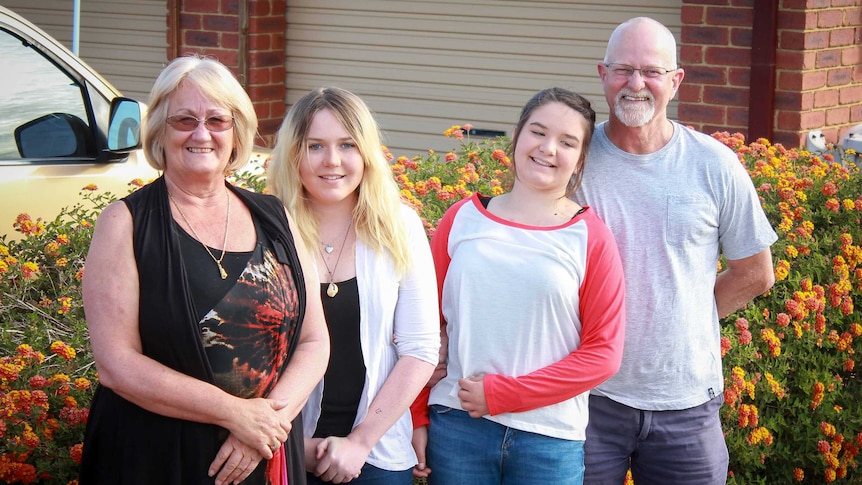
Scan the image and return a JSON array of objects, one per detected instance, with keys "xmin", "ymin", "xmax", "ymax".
[
  {"xmin": 286, "ymin": 0, "xmax": 681, "ymax": 157},
  {"xmin": 3, "ymin": 1, "xmax": 167, "ymax": 102}
]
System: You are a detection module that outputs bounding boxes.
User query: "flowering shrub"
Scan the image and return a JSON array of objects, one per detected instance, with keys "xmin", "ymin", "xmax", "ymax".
[
  {"xmin": 0, "ymin": 342, "xmax": 91, "ymax": 484},
  {"xmin": 3, "ymin": 129, "xmax": 861, "ymax": 484},
  {"xmin": 714, "ymin": 133, "xmax": 862, "ymax": 484},
  {"xmin": 1, "ymin": 185, "xmax": 128, "ymax": 484},
  {"xmin": 390, "ymin": 124, "xmax": 512, "ymax": 238},
  {"xmin": 0, "ymin": 185, "xmax": 126, "ymax": 356}
]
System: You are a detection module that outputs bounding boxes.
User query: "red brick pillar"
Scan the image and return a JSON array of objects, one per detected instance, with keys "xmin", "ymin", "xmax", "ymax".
[
  {"xmin": 678, "ymin": 0, "xmax": 862, "ymax": 149},
  {"xmin": 773, "ymin": 0, "xmax": 861, "ymax": 148},
  {"xmin": 678, "ymin": 1, "xmax": 756, "ymax": 139},
  {"xmin": 245, "ymin": 0, "xmax": 287, "ymax": 146},
  {"xmin": 168, "ymin": 0, "xmax": 286, "ymax": 147}
]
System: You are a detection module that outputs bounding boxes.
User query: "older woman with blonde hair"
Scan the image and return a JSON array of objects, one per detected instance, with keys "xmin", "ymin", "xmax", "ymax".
[
  {"xmin": 267, "ymin": 86, "xmax": 439, "ymax": 484},
  {"xmin": 79, "ymin": 55, "xmax": 329, "ymax": 485}
]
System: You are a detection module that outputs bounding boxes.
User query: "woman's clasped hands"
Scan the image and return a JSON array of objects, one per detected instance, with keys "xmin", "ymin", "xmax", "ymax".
[
  {"xmin": 208, "ymin": 397, "xmax": 293, "ymax": 485},
  {"xmin": 306, "ymin": 435, "xmax": 368, "ymax": 484}
]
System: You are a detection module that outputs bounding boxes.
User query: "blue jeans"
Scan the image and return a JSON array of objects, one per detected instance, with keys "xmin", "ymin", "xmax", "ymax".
[
  {"xmin": 584, "ymin": 394, "xmax": 729, "ymax": 485},
  {"xmin": 427, "ymin": 405, "xmax": 584, "ymax": 485},
  {"xmin": 306, "ymin": 463, "xmax": 412, "ymax": 485}
]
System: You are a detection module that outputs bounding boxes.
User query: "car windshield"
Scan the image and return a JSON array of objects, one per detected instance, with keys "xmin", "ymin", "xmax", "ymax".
[{"xmin": 0, "ymin": 28, "xmax": 88, "ymax": 159}]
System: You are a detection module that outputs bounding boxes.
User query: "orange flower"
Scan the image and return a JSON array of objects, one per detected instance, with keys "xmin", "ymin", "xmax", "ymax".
[
  {"xmin": 760, "ymin": 328, "xmax": 782, "ymax": 357},
  {"xmin": 13, "ymin": 213, "xmax": 45, "ymax": 236},
  {"xmin": 70, "ymin": 443, "xmax": 84, "ymax": 464},
  {"xmin": 44, "ymin": 241, "xmax": 60, "ymax": 257},
  {"xmin": 443, "ymin": 125, "xmax": 461, "ymax": 137},
  {"xmin": 720, "ymin": 336, "xmax": 732, "ymax": 357},
  {"xmin": 812, "ymin": 382, "xmax": 825, "ymax": 409},
  {"xmin": 50, "ymin": 342, "xmax": 76, "ymax": 361}
]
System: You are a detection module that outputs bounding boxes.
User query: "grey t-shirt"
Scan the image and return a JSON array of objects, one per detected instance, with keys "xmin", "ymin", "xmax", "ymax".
[{"xmin": 576, "ymin": 121, "xmax": 777, "ymax": 411}]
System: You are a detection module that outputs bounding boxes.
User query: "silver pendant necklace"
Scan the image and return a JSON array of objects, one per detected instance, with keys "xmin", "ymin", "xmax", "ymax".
[{"xmin": 319, "ymin": 221, "xmax": 352, "ymax": 297}]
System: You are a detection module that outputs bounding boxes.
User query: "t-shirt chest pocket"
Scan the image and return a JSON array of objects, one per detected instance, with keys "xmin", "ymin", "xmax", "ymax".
[{"xmin": 665, "ymin": 195, "xmax": 717, "ymax": 248}]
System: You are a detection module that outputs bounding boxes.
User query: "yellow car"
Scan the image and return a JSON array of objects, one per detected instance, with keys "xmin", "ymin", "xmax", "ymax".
[{"xmin": 0, "ymin": 6, "xmax": 268, "ymax": 238}]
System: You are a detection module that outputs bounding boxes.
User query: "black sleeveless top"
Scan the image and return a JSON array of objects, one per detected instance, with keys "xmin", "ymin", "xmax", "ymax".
[
  {"xmin": 313, "ymin": 277, "xmax": 365, "ymax": 438},
  {"xmin": 79, "ymin": 177, "xmax": 308, "ymax": 485}
]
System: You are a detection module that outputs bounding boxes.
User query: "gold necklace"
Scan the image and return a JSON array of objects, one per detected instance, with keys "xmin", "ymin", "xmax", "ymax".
[
  {"xmin": 168, "ymin": 188, "xmax": 231, "ymax": 279},
  {"xmin": 319, "ymin": 221, "xmax": 352, "ymax": 297}
]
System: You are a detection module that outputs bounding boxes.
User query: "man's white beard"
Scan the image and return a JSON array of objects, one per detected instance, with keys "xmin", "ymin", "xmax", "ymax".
[
  {"xmin": 614, "ymin": 90, "xmax": 655, "ymax": 127},
  {"xmin": 615, "ymin": 101, "xmax": 654, "ymax": 127}
]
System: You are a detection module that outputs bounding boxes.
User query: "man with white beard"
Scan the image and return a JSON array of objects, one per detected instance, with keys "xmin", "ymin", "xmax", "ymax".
[{"xmin": 575, "ymin": 17, "xmax": 778, "ymax": 485}]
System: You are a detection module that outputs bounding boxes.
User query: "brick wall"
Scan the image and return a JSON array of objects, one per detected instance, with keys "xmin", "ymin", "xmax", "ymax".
[
  {"xmin": 679, "ymin": 0, "xmax": 862, "ymax": 149},
  {"xmin": 168, "ymin": 0, "xmax": 286, "ymax": 147}
]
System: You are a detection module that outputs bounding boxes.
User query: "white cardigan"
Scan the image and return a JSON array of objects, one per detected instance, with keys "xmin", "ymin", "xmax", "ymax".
[{"xmin": 302, "ymin": 204, "xmax": 440, "ymax": 471}]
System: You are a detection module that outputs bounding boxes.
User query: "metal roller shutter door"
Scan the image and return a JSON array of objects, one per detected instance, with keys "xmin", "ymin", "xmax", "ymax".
[{"xmin": 286, "ymin": 0, "xmax": 681, "ymax": 157}]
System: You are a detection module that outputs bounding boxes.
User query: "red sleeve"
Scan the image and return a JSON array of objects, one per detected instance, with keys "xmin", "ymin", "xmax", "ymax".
[
  {"xmin": 410, "ymin": 387, "xmax": 431, "ymax": 428},
  {"xmin": 484, "ymin": 213, "xmax": 626, "ymax": 415},
  {"xmin": 409, "ymin": 199, "xmax": 465, "ymax": 428}
]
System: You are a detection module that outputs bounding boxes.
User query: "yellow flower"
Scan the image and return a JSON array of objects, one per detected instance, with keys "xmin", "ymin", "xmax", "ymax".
[
  {"xmin": 21, "ymin": 261, "xmax": 40, "ymax": 280},
  {"xmin": 74, "ymin": 378, "xmax": 91, "ymax": 390}
]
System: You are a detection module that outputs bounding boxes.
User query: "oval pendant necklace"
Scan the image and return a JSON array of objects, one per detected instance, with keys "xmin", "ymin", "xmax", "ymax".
[{"xmin": 319, "ymin": 221, "xmax": 352, "ymax": 297}]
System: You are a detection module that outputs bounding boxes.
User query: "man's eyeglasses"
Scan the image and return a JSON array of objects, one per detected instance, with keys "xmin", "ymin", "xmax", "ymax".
[
  {"xmin": 604, "ymin": 63, "xmax": 677, "ymax": 79},
  {"xmin": 166, "ymin": 115, "xmax": 235, "ymax": 132}
]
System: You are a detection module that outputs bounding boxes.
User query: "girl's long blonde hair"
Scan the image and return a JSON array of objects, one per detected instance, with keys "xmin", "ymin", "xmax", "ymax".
[{"xmin": 268, "ymin": 87, "xmax": 411, "ymax": 274}]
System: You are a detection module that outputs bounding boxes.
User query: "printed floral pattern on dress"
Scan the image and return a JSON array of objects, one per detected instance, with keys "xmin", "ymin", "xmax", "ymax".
[{"xmin": 201, "ymin": 246, "xmax": 299, "ymax": 398}]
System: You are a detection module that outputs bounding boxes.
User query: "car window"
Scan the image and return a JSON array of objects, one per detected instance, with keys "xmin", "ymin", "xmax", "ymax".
[{"xmin": 0, "ymin": 27, "xmax": 91, "ymax": 160}]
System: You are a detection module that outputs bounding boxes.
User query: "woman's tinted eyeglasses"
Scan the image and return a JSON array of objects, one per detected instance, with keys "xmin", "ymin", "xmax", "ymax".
[{"xmin": 166, "ymin": 115, "xmax": 235, "ymax": 132}]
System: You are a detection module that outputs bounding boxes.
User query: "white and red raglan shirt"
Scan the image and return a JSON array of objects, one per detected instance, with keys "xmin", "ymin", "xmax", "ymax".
[{"xmin": 424, "ymin": 194, "xmax": 626, "ymax": 441}]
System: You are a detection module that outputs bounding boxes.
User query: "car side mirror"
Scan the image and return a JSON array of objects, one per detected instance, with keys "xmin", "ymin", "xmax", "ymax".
[
  {"xmin": 14, "ymin": 112, "xmax": 93, "ymax": 158},
  {"xmin": 108, "ymin": 98, "xmax": 142, "ymax": 151}
]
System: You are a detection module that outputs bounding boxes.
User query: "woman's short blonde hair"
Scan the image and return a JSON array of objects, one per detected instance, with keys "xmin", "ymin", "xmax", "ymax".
[{"xmin": 142, "ymin": 55, "xmax": 258, "ymax": 173}]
